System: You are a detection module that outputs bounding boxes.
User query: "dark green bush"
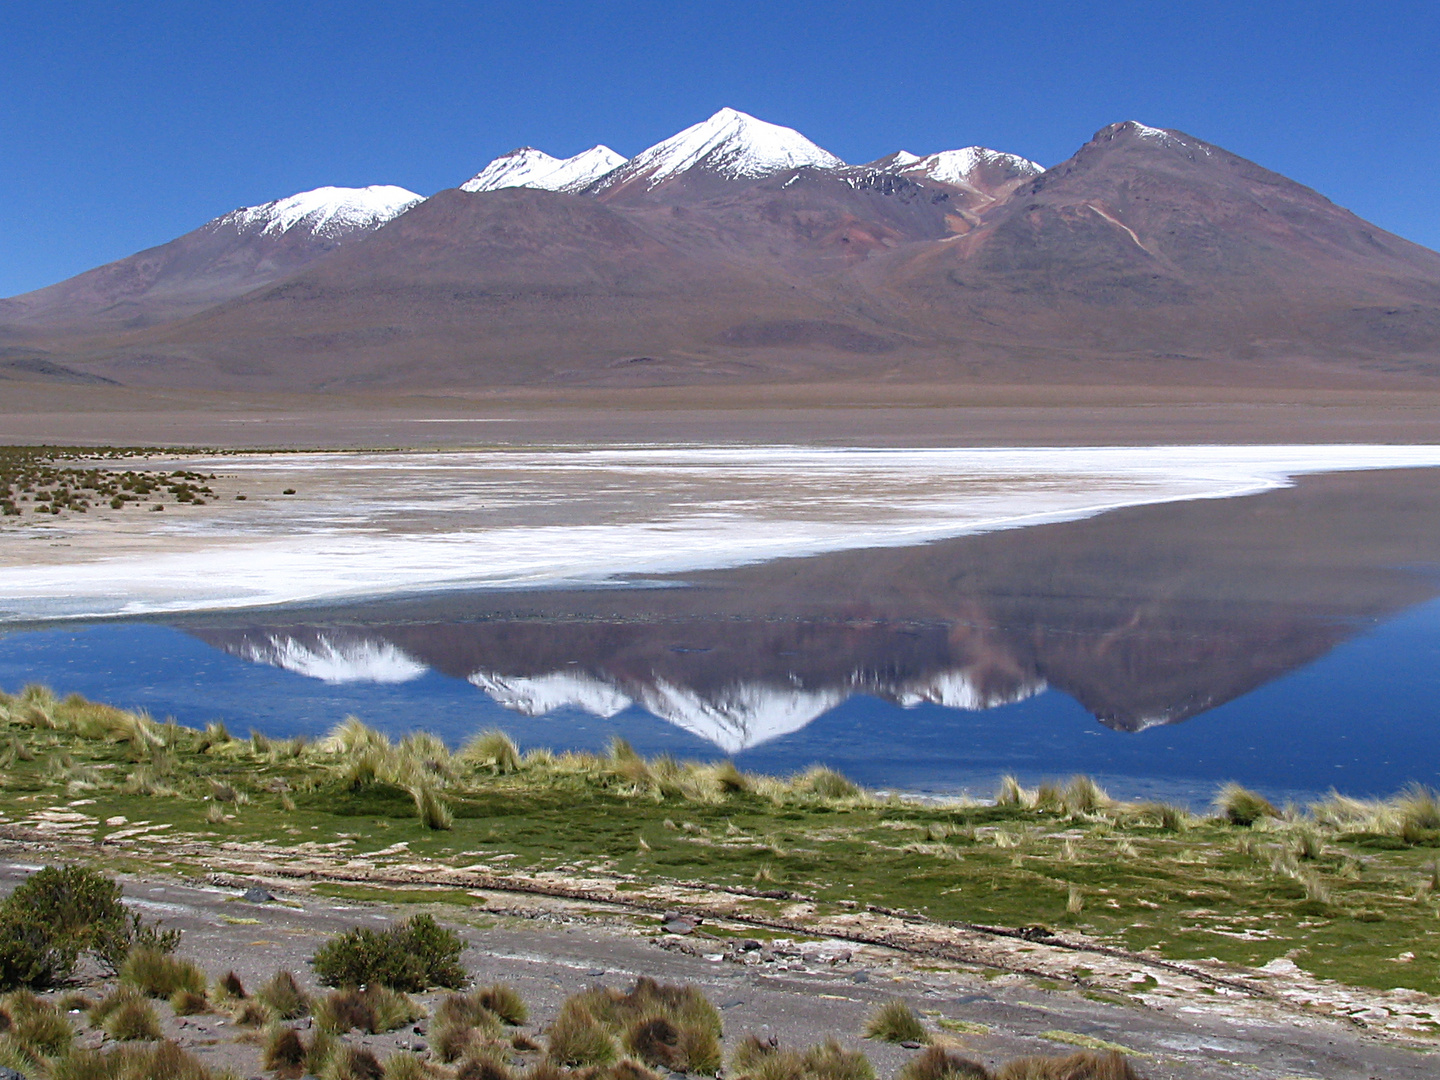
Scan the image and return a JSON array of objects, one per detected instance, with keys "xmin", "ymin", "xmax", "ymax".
[
  {"xmin": 310, "ymin": 914, "xmax": 465, "ymax": 991},
  {"xmin": 0, "ymin": 865, "xmax": 180, "ymax": 989}
]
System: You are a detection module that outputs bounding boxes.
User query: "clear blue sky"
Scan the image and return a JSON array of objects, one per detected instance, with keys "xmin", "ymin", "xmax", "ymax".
[{"xmin": 2, "ymin": 0, "xmax": 1436, "ymax": 297}]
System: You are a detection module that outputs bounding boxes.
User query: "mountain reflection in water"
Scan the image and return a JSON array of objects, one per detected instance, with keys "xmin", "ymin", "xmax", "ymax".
[{"xmin": 188, "ymin": 467, "xmax": 1440, "ymax": 753}]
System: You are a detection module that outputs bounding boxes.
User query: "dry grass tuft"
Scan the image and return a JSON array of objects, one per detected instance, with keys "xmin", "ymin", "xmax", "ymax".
[
  {"xmin": 462, "ymin": 730, "xmax": 523, "ymax": 775},
  {"xmin": 993, "ymin": 1051, "xmax": 1141, "ymax": 1080},
  {"xmin": 121, "ymin": 947, "xmax": 206, "ymax": 999},
  {"xmin": 477, "ymin": 983, "xmax": 529, "ymax": 1026},
  {"xmin": 103, "ymin": 995, "xmax": 162, "ymax": 1041},
  {"xmin": 315, "ymin": 986, "xmax": 420, "ymax": 1035},
  {"xmin": 217, "ymin": 970, "xmax": 247, "ymax": 1000},
  {"xmin": 170, "ymin": 988, "xmax": 211, "ymax": 1016},
  {"xmin": 897, "ymin": 1046, "xmax": 991, "ymax": 1080},
  {"xmin": 263, "ymin": 1025, "xmax": 309, "ymax": 1075},
  {"xmin": 258, "ymin": 969, "xmax": 312, "ymax": 1019},
  {"xmin": 863, "ymin": 1000, "xmax": 927, "ymax": 1044},
  {"xmin": 1215, "ymin": 783, "xmax": 1278, "ymax": 826},
  {"xmin": 326, "ymin": 1045, "xmax": 386, "ymax": 1080}
]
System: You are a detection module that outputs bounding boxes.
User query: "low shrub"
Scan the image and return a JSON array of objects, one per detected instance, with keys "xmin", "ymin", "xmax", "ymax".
[
  {"xmin": 863, "ymin": 1000, "xmax": 927, "ymax": 1044},
  {"xmin": 311, "ymin": 914, "xmax": 465, "ymax": 991},
  {"xmin": 0, "ymin": 865, "xmax": 179, "ymax": 989}
]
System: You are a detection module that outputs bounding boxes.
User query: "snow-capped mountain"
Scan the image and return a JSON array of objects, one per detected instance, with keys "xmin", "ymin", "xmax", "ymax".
[
  {"xmin": 591, "ymin": 107, "xmax": 845, "ymax": 193},
  {"xmin": 218, "ymin": 185, "xmax": 422, "ymax": 240},
  {"xmin": 461, "ymin": 146, "xmax": 627, "ymax": 194},
  {"xmin": 887, "ymin": 147, "xmax": 1042, "ymax": 188}
]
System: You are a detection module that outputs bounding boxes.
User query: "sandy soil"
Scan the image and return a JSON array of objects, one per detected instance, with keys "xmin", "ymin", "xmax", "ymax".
[{"xmin": 5, "ymin": 381, "xmax": 1440, "ymax": 449}]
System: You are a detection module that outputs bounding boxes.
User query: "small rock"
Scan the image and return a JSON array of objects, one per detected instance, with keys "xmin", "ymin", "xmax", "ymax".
[
  {"xmin": 737, "ymin": 939, "xmax": 762, "ymax": 952},
  {"xmin": 585, "ymin": 969, "xmax": 606, "ymax": 978},
  {"xmin": 0, "ymin": 1067, "xmax": 28, "ymax": 1080},
  {"xmin": 243, "ymin": 886, "xmax": 275, "ymax": 903},
  {"xmin": 662, "ymin": 919, "xmax": 696, "ymax": 935},
  {"xmin": 851, "ymin": 972, "xmax": 870, "ymax": 983},
  {"xmin": 901, "ymin": 1041, "xmax": 923, "ymax": 1049}
]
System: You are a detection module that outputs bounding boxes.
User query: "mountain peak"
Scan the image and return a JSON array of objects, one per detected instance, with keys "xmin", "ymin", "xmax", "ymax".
[
  {"xmin": 462, "ymin": 145, "xmax": 626, "ymax": 194},
  {"xmin": 593, "ymin": 108, "xmax": 845, "ymax": 193},
  {"xmin": 219, "ymin": 185, "xmax": 422, "ymax": 240}
]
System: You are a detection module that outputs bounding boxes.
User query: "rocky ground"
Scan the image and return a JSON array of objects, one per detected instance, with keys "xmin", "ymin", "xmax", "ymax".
[{"xmin": 1, "ymin": 853, "xmax": 1432, "ymax": 1080}]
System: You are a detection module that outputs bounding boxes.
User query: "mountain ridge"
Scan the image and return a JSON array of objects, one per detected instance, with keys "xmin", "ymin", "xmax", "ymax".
[{"xmin": 4, "ymin": 111, "xmax": 1438, "ymax": 392}]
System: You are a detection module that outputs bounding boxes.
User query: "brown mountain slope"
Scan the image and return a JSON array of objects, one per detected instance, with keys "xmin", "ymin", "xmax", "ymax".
[
  {"xmin": 870, "ymin": 122, "xmax": 1440, "ymax": 373},
  {"xmin": 9, "ymin": 122, "xmax": 1440, "ymax": 392}
]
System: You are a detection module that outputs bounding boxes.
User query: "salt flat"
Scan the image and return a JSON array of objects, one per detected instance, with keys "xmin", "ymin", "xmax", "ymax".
[{"xmin": 4, "ymin": 444, "xmax": 1440, "ymax": 621}]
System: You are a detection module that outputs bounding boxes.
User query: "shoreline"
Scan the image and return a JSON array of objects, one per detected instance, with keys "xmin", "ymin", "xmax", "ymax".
[{"xmin": 5, "ymin": 444, "xmax": 1440, "ymax": 622}]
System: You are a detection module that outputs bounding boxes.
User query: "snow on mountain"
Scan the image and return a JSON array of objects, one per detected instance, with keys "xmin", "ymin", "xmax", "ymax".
[
  {"xmin": 467, "ymin": 670, "xmax": 632, "ymax": 718},
  {"xmin": 461, "ymin": 145, "xmax": 627, "ymax": 194},
  {"xmin": 892, "ymin": 670, "xmax": 1046, "ymax": 711},
  {"xmin": 594, "ymin": 107, "xmax": 845, "ymax": 191},
  {"xmin": 218, "ymin": 185, "xmax": 422, "ymax": 241},
  {"xmin": 465, "ymin": 662, "xmax": 1041, "ymax": 753},
  {"xmin": 231, "ymin": 633, "xmax": 429, "ymax": 684},
  {"xmin": 888, "ymin": 147, "xmax": 1043, "ymax": 187}
]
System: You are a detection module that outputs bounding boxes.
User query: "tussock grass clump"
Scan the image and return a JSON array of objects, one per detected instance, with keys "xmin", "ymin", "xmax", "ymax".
[
  {"xmin": 548, "ymin": 978, "xmax": 721, "ymax": 1073},
  {"xmin": 547, "ymin": 1000, "xmax": 617, "ymax": 1067},
  {"xmin": 897, "ymin": 1046, "xmax": 991, "ymax": 1080},
  {"xmin": 1398, "ymin": 783, "xmax": 1440, "ymax": 836},
  {"xmin": 103, "ymin": 994, "xmax": 162, "ymax": 1041},
  {"xmin": 477, "ymin": 982, "xmax": 529, "ymax": 1025},
  {"xmin": 312, "ymin": 914, "xmax": 464, "ymax": 991},
  {"xmin": 325, "ymin": 1045, "xmax": 386, "ymax": 1080},
  {"xmin": 862, "ymin": 999, "xmax": 927, "ymax": 1044},
  {"xmin": 993, "ymin": 1051, "xmax": 1141, "ymax": 1080},
  {"xmin": 732, "ymin": 1039, "xmax": 875, "ymax": 1080},
  {"xmin": 258, "ymin": 969, "xmax": 312, "ymax": 1019},
  {"xmin": 170, "ymin": 988, "xmax": 211, "ymax": 1016},
  {"xmin": 456, "ymin": 1057, "xmax": 515, "ymax": 1080},
  {"xmin": 2, "ymin": 992, "xmax": 74, "ymax": 1057},
  {"xmin": 1215, "ymin": 783, "xmax": 1278, "ymax": 827},
  {"xmin": 315, "ymin": 986, "xmax": 421, "ymax": 1035},
  {"xmin": 233, "ymin": 999, "xmax": 276, "ymax": 1028},
  {"xmin": 383, "ymin": 1050, "xmax": 434, "ymax": 1080},
  {"xmin": 216, "ymin": 970, "xmax": 246, "ymax": 1000},
  {"xmin": 263, "ymin": 1025, "xmax": 308, "ymax": 1074},
  {"xmin": 53, "ymin": 1040, "xmax": 222, "ymax": 1080},
  {"xmin": 796, "ymin": 766, "xmax": 860, "ymax": 801},
  {"xmin": 120, "ymin": 946, "xmax": 206, "ymax": 998},
  {"xmin": 462, "ymin": 730, "xmax": 523, "ymax": 774},
  {"xmin": 411, "ymin": 783, "xmax": 454, "ymax": 831}
]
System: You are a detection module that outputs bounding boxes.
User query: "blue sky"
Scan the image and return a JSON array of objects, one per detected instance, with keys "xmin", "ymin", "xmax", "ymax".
[{"xmin": 2, "ymin": 0, "xmax": 1436, "ymax": 297}]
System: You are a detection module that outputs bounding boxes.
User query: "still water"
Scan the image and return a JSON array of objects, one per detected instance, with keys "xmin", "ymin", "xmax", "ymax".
[{"xmin": 3, "ymin": 467, "xmax": 1438, "ymax": 806}]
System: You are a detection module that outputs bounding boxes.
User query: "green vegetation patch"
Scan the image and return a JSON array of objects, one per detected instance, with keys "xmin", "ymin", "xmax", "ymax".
[{"xmin": 4, "ymin": 686, "xmax": 1440, "ymax": 997}]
